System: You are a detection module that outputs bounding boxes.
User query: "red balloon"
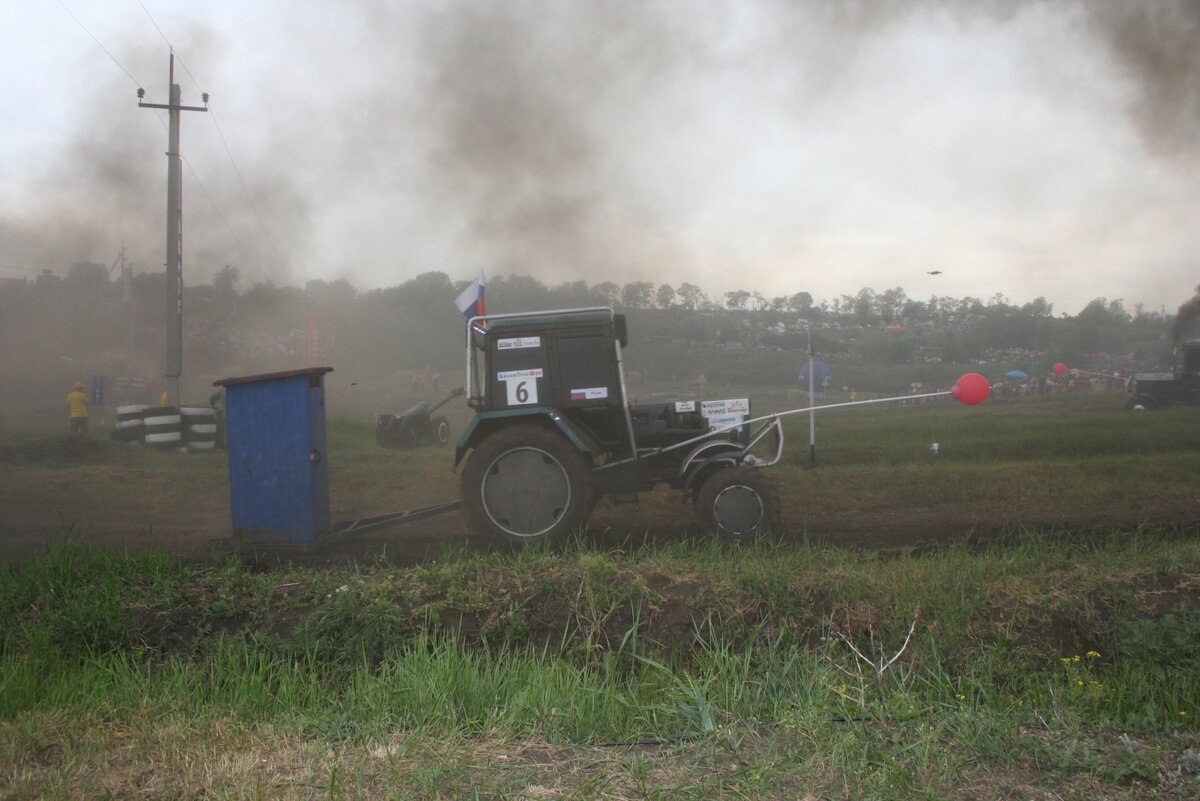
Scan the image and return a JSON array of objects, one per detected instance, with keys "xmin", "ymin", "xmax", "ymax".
[
  {"xmin": 1052, "ymin": 362, "xmax": 1067, "ymax": 376},
  {"xmin": 952, "ymin": 372, "xmax": 990, "ymax": 405}
]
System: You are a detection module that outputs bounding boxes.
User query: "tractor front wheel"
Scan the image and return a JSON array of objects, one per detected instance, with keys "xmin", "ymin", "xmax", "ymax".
[
  {"xmin": 460, "ymin": 424, "xmax": 594, "ymax": 546},
  {"xmin": 694, "ymin": 466, "xmax": 780, "ymax": 543},
  {"xmin": 1125, "ymin": 395, "xmax": 1156, "ymax": 411}
]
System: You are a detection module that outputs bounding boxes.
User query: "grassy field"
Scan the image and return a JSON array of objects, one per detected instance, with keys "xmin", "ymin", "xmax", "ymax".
[{"xmin": 1, "ymin": 391, "xmax": 1199, "ymax": 798}]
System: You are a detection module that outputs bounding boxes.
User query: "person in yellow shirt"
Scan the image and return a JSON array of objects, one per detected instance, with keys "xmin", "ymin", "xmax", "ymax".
[{"xmin": 67, "ymin": 381, "xmax": 89, "ymax": 434}]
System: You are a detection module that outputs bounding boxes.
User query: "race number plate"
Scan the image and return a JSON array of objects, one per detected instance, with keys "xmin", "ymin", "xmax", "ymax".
[{"xmin": 498, "ymin": 369, "xmax": 543, "ymax": 406}]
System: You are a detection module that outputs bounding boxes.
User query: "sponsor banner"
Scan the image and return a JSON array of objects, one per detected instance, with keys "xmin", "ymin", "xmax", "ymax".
[
  {"xmin": 570, "ymin": 387, "xmax": 609, "ymax": 401},
  {"xmin": 706, "ymin": 412, "xmax": 744, "ymax": 431},
  {"xmin": 701, "ymin": 398, "xmax": 749, "ymax": 417},
  {"xmin": 497, "ymin": 368, "xmax": 544, "ymax": 382},
  {"xmin": 674, "ymin": 400, "xmax": 696, "ymax": 413},
  {"xmin": 497, "ymin": 336, "xmax": 542, "ymax": 350}
]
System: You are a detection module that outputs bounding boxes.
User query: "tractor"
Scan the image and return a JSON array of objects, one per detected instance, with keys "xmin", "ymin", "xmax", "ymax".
[
  {"xmin": 454, "ymin": 307, "xmax": 783, "ymax": 545},
  {"xmin": 1126, "ymin": 338, "xmax": 1200, "ymax": 410}
]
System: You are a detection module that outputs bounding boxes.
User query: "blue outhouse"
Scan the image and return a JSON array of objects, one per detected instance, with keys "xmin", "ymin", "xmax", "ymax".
[{"xmin": 214, "ymin": 367, "xmax": 333, "ymax": 543}]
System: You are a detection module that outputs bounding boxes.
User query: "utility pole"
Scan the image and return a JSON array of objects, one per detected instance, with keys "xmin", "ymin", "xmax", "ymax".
[
  {"xmin": 110, "ymin": 246, "xmax": 135, "ymax": 363},
  {"xmin": 108, "ymin": 246, "xmax": 130, "ymax": 301},
  {"xmin": 137, "ymin": 51, "xmax": 207, "ymax": 406},
  {"xmin": 798, "ymin": 319, "xmax": 816, "ymax": 467}
]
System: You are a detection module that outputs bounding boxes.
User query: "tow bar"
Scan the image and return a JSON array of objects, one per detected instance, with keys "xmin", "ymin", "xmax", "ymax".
[{"xmin": 323, "ymin": 500, "xmax": 464, "ymax": 539}]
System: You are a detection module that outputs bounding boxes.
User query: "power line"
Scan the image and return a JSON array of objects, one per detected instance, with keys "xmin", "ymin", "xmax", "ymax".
[
  {"xmin": 138, "ymin": 0, "xmax": 171, "ymax": 49},
  {"xmin": 55, "ymin": 0, "xmax": 143, "ymax": 90},
  {"xmin": 139, "ymin": 1, "xmax": 203, "ymax": 95},
  {"xmin": 206, "ymin": 106, "xmax": 285, "ymax": 273}
]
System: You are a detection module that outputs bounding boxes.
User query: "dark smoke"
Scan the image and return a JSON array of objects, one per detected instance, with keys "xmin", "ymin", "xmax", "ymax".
[
  {"xmin": 405, "ymin": 0, "xmax": 699, "ymax": 280},
  {"xmin": 1086, "ymin": 0, "xmax": 1200, "ymax": 160},
  {"xmin": 4, "ymin": 0, "xmax": 1197, "ymax": 290},
  {"xmin": 1171, "ymin": 285, "xmax": 1200, "ymax": 345},
  {"xmin": 377, "ymin": 0, "xmax": 1200, "ymax": 285},
  {"xmin": 3, "ymin": 24, "xmax": 309, "ymax": 289}
]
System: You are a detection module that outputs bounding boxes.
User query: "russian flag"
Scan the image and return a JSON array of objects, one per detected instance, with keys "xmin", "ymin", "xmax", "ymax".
[{"xmin": 454, "ymin": 274, "xmax": 487, "ymax": 318}]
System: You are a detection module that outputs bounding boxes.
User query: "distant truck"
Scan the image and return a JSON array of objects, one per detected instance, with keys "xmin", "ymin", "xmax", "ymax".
[{"xmin": 1126, "ymin": 339, "xmax": 1200, "ymax": 409}]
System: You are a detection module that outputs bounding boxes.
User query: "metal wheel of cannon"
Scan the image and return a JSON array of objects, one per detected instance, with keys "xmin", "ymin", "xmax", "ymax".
[{"xmin": 432, "ymin": 415, "xmax": 451, "ymax": 446}]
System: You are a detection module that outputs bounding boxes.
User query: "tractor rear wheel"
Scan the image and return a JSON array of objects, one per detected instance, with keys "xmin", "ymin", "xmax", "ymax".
[
  {"xmin": 694, "ymin": 466, "xmax": 780, "ymax": 543},
  {"xmin": 460, "ymin": 424, "xmax": 594, "ymax": 546},
  {"xmin": 432, "ymin": 416, "xmax": 451, "ymax": 446}
]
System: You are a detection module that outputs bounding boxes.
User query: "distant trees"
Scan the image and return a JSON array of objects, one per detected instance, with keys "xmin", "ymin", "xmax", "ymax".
[
  {"xmin": 620, "ymin": 281, "xmax": 654, "ymax": 309},
  {"xmin": 213, "ymin": 264, "xmax": 240, "ymax": 295},
  {"xmin": 0, "ymin": 261, "xmax": 1179, "ymax": 410},
  {"xmin": 852, "ymin": 288, "xmax": 877, "ymax": 326},
  {"xmin": 655, "ymin": 283, "xmax": 676, "ymax": 309},
  {"xmin": 593, "ymin": 281, "xmax": 620, "ymax": 308},
  {"xmin": 724, "ymin": 289, "xmax": 750, "ymax": 310},
  {"xmin": 677, "ymin": 282, "xmax": 703, "ymax": 310},
  {"xmin": 789, "ymin": 291, "xmax": 815, "ymax": 315},
  {"xmin": 1022, "ymin": 297, "xmax": 1054, "ymax": 317},
  {"xmin": 875, "ymin": 287, "xmax": 907, "ymax": 324}
]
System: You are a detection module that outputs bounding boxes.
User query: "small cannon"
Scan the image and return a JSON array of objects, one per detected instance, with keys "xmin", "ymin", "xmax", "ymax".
[{"xmin": 376, "ymin": 386, "xmax": 465, "ymax": 448}]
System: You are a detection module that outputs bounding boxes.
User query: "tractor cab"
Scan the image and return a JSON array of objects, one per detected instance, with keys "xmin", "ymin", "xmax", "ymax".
[{"xmin": 461, "ymin": 308, "xmax": 636, "ymax": 464}]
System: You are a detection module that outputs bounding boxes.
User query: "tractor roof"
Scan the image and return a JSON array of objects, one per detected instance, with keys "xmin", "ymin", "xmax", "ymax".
[{"xmin": 485, "ymin": 309, "xmax": 614, "ymax": 331}]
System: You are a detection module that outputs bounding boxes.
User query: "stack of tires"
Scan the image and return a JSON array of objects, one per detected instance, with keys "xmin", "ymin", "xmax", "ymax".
[
  {"xmin": 181, "ymin": 406, "xmax": 218, "ymax": 452},
  {"xmin": 143, "ymin": 406, "xmax": 184, "ymax": 451},
  {"xmin": 112, "ymin": 404, "xmax": 149, "ymax": 442}
]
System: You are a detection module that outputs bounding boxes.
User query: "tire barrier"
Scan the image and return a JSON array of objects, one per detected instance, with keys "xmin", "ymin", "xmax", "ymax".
[
  {"xmin": 112, "ymin": 404, "xmax": 150, "ymax": 443},
  {"xmin": 110, "ymin": 404, "xmax": 222, "ymax": 453},
  {"xmin": 181, "ymin": 406, "xmax": 218, "ymax": 452},
  {"xmin": 143, "ymin": 406, "xmax": 183, "ymax": 450}
]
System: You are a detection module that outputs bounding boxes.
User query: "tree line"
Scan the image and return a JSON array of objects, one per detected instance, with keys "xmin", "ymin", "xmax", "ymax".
[{"xmin": 0, "ymin": 264, "xmax": 1184, "ymax": 403}]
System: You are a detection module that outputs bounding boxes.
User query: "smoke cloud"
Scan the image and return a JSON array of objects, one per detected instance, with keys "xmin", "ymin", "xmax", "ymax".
[
  {"xmin": 1, "ymin": 0, "xmax": 1196, "ymax": 310},
  {"xmin": 1171, "ymin": 285, "xmax": 1200, "ymax": 346}
]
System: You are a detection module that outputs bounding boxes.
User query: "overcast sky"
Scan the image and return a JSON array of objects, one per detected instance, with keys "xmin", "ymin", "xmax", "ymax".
[{"xmin": 1, "ymin": 0, "xmax": 1196, "ymax": 315}]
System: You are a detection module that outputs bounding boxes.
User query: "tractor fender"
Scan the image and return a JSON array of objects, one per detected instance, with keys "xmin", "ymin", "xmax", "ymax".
[
  {"xmin": 679, "ymin": 440, "xmax": 745, "ymax": 498},
  {"xmin": 455, "ymin": 407, "xmax": 592, "ymax": 467}
]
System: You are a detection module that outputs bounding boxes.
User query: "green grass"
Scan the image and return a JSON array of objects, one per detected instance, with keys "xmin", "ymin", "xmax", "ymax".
[{"xmin": 3, "ymin": 532, "xmax": 1200, "ymax": 798}]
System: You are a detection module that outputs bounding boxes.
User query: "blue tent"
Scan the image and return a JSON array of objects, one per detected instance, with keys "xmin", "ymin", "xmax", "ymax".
[{"xmin": 1005, "ymin": 370, "xmax": 1029, "ymax": 380}]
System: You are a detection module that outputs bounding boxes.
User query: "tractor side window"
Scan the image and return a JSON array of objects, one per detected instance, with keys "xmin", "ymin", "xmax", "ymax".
[{"xmin": 555, "ymin": 334, "xmax": 617, "ymax": 407}]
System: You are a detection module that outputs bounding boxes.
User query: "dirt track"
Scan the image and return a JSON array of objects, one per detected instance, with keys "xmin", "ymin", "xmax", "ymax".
[{"xmin": 3, "ymin": 453, "xmax": 1196, "ymax": 566}]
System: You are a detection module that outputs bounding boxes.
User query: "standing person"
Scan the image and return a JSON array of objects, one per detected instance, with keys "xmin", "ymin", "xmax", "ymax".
[{"xmin": 67, "ymin": 381, "xmax": 89, "ymax": 435}]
